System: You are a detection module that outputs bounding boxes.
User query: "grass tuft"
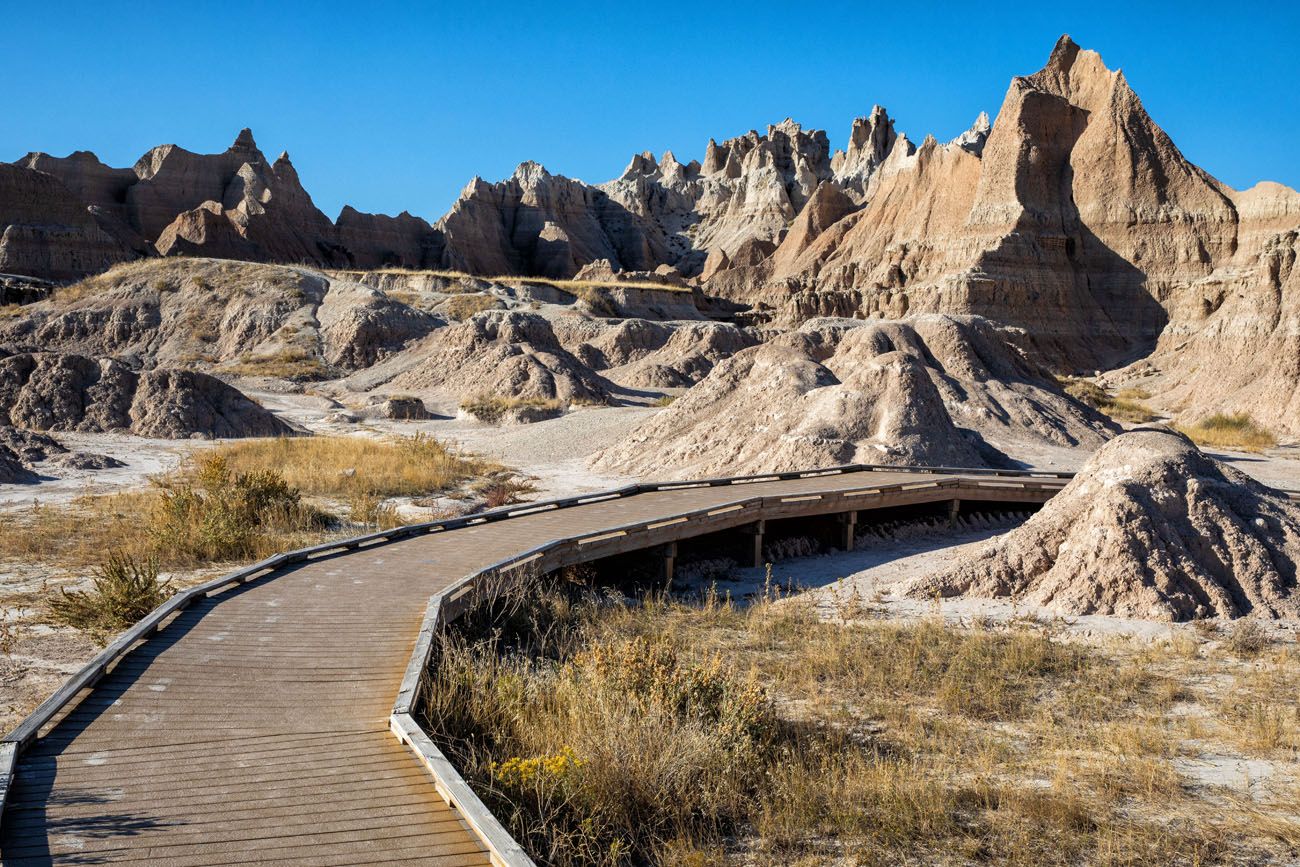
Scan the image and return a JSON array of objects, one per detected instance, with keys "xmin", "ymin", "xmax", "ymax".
[
  {"xmin": 461, "ymin": 395, "xmax": 565, "ymax": 425},
  {"xmin": 1176, "ymin": 413, "xmax": 1277, "ymax": 452},
  {"xmin": 1061, "ymin": 378, "xmax": 1158, "ymax": 423}
]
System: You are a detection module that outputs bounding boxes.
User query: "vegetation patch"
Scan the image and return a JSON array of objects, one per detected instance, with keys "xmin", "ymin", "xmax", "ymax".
[
  {"xmin": 1061, "ymin": 378, "xmax": 1158, "ymax": 423},
  {"xmin": 0, "ymin": 435, "xmax": 503, "ymax": 571},
  {"xmin": 461, "ymin": 394, "xmax": 566, "ymax": 424},
  {"xmin": 1176, "ymin": 412, "xmax": 1277, "ymax": 452},
  {"xmin": 221, "ymin": 347, "xmax": 333, "ymax": 381},
  {"xmin": 425, "ymin": 578, "xmax": 1300, "ymax": 866},
  {"xmin": 47, "ymin": 552, "xmax": 173, "ymax": 643},
  {"xmin": 442, "ymin": 293, "xmax": 502, "ymax": 321}
]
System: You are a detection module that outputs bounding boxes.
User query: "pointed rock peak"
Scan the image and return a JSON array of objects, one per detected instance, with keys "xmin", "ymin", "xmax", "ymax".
[
  {"xmin": 276, "ymin": 150, "xmax": 292, "ymax": 164},
  {"xmin": 1046, "ymin": 34, "xmax": 1082, "ymax": 73},
  {"xmin": 660, "ymin": 149, "xmax": 680, "ymax": 168},
  {"xmin": 620, "ymin": 151, "xmax": 658, "ymax": 179},
  {"xmin": 950, "ymin": 111, "xmax": 992, "ymax": 156},
  {"xmin": 769, "ymin": 118, "xmax": 803, "ymax": 137},
  {"xmin": 512, "ymin": 161, "xmax": 551, "ymax": 185},
  {"xmin": 231, "ymin": 128, "xmax": 259, "ymax": 152}
]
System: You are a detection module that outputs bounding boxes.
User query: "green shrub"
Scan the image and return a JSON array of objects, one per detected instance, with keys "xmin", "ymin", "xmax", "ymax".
[
  {"xmin": 48, "ymin": 552, "xmax": 173, "ymax": 643},
  {"xmin": 148, "ymin": 455, "xmax": 330, "ymax": 563}
]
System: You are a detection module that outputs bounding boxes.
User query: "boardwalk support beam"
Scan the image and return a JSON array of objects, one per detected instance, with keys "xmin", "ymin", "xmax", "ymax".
[
  {"xmin": 741, "ymin": 520, "xmax": 765, "ymax": 568},
  {"xmin": 838, "ymin": 511, "xmax": 857, "ymax": 551}
]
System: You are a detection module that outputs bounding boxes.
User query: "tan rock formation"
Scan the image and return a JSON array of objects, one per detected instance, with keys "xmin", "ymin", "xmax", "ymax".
[
  {"xmin": 554, "ymin": 318, "xmax": 757, "ymax": 388},
  {"xmin": 0, "ymin": 258, "xmax": 438, "ymax": 377},
  {"xmin": 388, "ymin": 310, "xmax": 613, "ymax": 403},
  {"xmin": 591, "ymin": 326, "xmax": 982, "ymax": 479},
  {"xmin": 909, "ymin": 428, "xmax": 1300, "ymax": 620},
  {"xmin": 591, "ymin": 314, "xmax": 1116, "ymax": 479}
]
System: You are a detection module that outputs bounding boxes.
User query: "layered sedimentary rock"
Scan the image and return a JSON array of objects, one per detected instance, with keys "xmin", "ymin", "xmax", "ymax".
[
  {"xmin": 437, "ymin": 162, "xmax": 666, "ymax": 278},
  {"xmin": 554, "ymin": 318, "xmax": 757, "ymax": 388},
  {"xmin": 4, "ymin": 130, "xmax": 443, "ymax": 278},
  {"xmin": 0, "ymin": 352, "xmax": 292, "ymax": 438},
  {"xmin": 909, "ymin": 428, "xmax": 1300, "ymax": 620},
  {"xmin": 592, "ymin": 314, "xmax": 1115, "ymax": 479},
  {"xmin": 0, "ymin": 164, "xmax": 136, "ymax": 281},
  {"xmin": 0, "ymin": 258, "xmax": 438, "ymax": 377},
  {"xmin": 388, "ymin": 310, "xmax": 613, "ymax": 403}
]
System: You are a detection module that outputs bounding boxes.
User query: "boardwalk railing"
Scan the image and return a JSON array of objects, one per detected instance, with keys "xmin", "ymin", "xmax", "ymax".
[{"xmin": 0, "ymin": 462, "xmax": 1091, "ymax": 863}]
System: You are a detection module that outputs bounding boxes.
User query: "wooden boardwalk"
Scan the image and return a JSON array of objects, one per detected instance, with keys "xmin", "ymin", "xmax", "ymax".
[{"xmin": 0, "ymin": 467, "xmax": 1065, "ymax": 865}]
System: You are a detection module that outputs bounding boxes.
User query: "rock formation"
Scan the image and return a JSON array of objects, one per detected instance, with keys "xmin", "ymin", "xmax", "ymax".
[
  {"xmin": 554, "ymin": 318, "xmax": 757, "ymax": 388},
  {"xmin": 3, "ymin": 36, "xmax": 1297, "ymax": 436},
  {"xmin": 591, "ymin": 314, "xmax": 1116, "ymax": 479},
  {"xmin": 0, "ymin": 163, "xmax": 136, "ymax": 281},
  {"xmin": 0, "ymin": 351, "xmax": 293, "ymax": 438},
  {"xmin": 908, "ymin": 428, "xmax": 1300, "ymax": 620},
  {"xmin": 387, "ymin": 310, "xmax": 613, "ymax": 404},
  {"xmin": 0, "ymin": 258, "xmax": 439, "ymax": 377}
]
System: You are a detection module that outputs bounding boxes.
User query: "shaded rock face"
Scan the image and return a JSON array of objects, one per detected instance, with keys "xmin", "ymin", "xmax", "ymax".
[
  {"xmin": 0, "ymin": 351, "xmax": 292, "ymax": 439},
  {"xmin": 389, "ymin": 310, "xmax": 613, "ymax": 404},
  {"xmin": 0, "ymin": 446, "xmax": 35, "ymax": 484},
  {"xmin": 1126, "ymin": 226, "xmax": 1300, "ymax": 436},
  {"xmin": 4, "ymin": 130, "xmax": 444, "ymax": 278},
  {"xmin": 0, "ymin": 164, "xmax": 136, "ymax": 281},
  {"xmin": 590, "ymin": 314, "xmax": 1116, "ymax": 480},
  {"xmin": 910, "ymin": 429, "xmax": 1300, "ymax": 620}
]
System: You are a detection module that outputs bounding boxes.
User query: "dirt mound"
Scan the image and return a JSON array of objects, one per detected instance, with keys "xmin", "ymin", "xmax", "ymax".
[
  {"xmin": 909, "ymin": 428, "xmax": 1300, "ymax": 620},
  {"xmin": 388, "ymin": 310, "xmax": 613, "ymax": 404},
  {"xmin": 0, "ymin": 425, "xmax": 67, "ymax": 463},
  {"xmin": 0, "ymin": 445, "xmax": 36, "ymax": 484},
  {"xmin": 0, "ymin": 352, "xmax": 293, "ymax": 439},
  {"xmin": 592, "ymin": 315, "xmax": 1113, "ymax": 479},
  {"xmin": 591, "ymin": 327, "xmax": 984, "ymax": 478},
  {"xmin": 556, "ymin": 318, "xmax": 757, "ymax": 388}
]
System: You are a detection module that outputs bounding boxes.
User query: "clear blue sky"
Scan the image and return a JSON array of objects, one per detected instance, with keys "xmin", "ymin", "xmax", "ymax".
[{"xmin": 7, "ymin": 1, "xmax": 1298, "ymax": 222}]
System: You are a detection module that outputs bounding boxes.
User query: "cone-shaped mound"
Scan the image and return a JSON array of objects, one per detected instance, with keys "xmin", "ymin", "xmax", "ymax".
[{"xmin": 909, "ymin": 428, "xmax": 1300, "ymax": 620}]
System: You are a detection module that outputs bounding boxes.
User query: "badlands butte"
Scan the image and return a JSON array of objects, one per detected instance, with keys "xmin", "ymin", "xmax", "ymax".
[{"xmin": 0, "ymin": 36, "xmax": 1298, "ymax": 620}]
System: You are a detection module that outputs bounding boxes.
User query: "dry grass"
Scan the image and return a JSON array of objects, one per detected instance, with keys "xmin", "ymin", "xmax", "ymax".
[
  {"xmin": 221, "ymin": 348, "xmax": 333, "ymax": 381},
  {"xmin": 1061, "ymin": 378, "xmax": 1158, "ymax": 423},
  {"xmin": 1176, "ymin": 413, "xmax": 1277, "ymax": 452},
  {"xmin": 424, "ymin": 578, "xmax": 1300, "ymax": 866},
  {"xmin": 211, "ymin": 434, "xmax": 493, "ymax": 499},
  {"xmin": 461, "ymin": 394, "xmax": 565, "ymax": 424},
  {"xmin": 442, "ymin": 293, "xmax": 502, "ymax": 321},
  {"xmin": 0, "ymin": 435, "xmax": 501, "ymax": 570}
]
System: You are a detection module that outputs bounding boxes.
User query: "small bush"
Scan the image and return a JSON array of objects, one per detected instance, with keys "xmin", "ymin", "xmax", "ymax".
[
  {"xmin": 222, "ymin": 347, "xmax": 332, "ymax": 381},
  {"xmin": 652, "ymin": 394, "xmax": 677, "ymax": 407},
  {"xmin": 476, "ymin": 474, "xmax": 538, "ymax": 509},
  {"xmin": 1177, "ymin": 413, "xmax": 1277, "ymax": 452},
  {"xmin": 1224, "ymin": 619, "xmax": 1271, "ymax": 657},
  {"xmin": 47, "ymin": 553, "xmax": 173, "ymax": 642},
  {"xmin": 148, "ymin": 455, "xmax": 330, "ymax": 563}
]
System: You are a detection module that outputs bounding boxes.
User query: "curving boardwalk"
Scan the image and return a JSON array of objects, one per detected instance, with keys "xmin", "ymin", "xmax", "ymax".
[{"xmin": 0, "ymin": 467, "xmax": 1066, "ymax": 865}]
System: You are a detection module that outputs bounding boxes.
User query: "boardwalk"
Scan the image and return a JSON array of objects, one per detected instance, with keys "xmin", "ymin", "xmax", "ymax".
[{"xmin": 0, "ymin": 467, "xmax": 1065, "ymax": 865}]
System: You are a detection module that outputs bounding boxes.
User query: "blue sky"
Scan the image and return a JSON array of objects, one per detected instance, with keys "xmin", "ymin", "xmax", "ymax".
[{"xmin": 7, "ymin": 1, "xmax": 1298, "ymax": 222}]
